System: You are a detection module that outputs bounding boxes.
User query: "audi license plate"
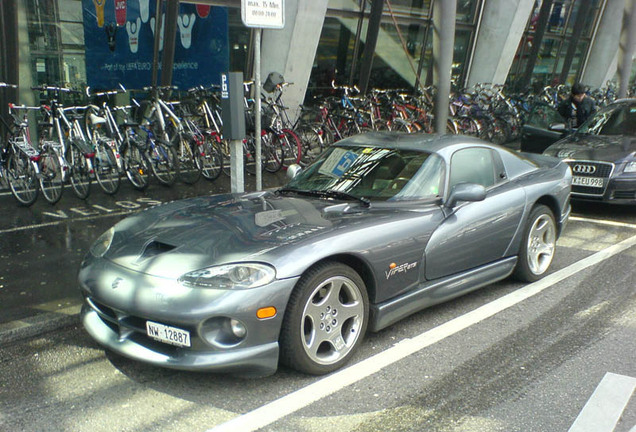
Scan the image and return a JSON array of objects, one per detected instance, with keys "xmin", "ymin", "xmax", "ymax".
[
  {"xmin": 572, "ymin": 176, "xmax": 604, "ymax": 188},
  {"xmin": 146, "ymin": 321, "xmax": 191, "ymax": 347}
]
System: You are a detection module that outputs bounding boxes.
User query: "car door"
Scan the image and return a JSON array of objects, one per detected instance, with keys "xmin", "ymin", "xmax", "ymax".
[
  {"xmin": 520, "ymin": 103, "xmax": 568, "ymax": 153},
  {"xmin": 424, "ymin": 147, "xmax": 525, "ymax": 280}
]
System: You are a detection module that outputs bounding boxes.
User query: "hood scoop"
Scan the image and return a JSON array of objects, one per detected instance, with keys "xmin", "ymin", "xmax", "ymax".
[{"xmin": 136, "ymin": 240, "xmax": 177, "ymax": 262}]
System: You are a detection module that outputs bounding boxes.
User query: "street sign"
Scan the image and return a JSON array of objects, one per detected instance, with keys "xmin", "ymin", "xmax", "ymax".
[{"xmin": 241, "ymin": 0, "xmax": 284, "ymax": 29}]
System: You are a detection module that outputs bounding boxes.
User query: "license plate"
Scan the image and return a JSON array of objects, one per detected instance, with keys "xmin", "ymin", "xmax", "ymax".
[
  {"xmin": 146, "ymin": 321, "xmax": 191, "ymax": 347},
  {"xmin": 573, "ymin": 176, "xmax": 604, "ymax": 188}
]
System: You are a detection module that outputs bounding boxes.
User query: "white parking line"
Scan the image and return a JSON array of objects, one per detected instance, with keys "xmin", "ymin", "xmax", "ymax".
[
  {"xmin": 209, "ymin": 233, "xmax": 636, "ymax": 432},
  {"xmin": 0, "ymin": 211, "xmax": 134, "ymax": 234},
  {"xmin": 568, "ymin": 372, "xmax": 636, "ymax": 432},
  {"xmin": 570, "ymin": 216, "xmax": 636, "ymax": 230}
]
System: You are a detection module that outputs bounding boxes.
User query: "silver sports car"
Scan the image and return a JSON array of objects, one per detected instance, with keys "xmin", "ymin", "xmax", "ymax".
[{"xmin": 79, "ymin": 133, "xmax": 572, "ymax": 376}]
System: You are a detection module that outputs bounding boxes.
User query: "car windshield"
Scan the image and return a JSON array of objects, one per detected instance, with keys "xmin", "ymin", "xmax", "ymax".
[
  {"xmin": 577, "ymin": 102, "xmax": 636, "ymax": 136},
  {"xmin": 285, "ymin": 145, "xmax": 444, "ymax": 202}
]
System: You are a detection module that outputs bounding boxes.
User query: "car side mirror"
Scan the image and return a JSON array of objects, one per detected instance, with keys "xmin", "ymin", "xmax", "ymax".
[
  {"xmin": 445, "ymin": 183, "xmax": 486, "ymax": 208},
  {"xmin": 548, "ymin": 123, "xmax": 567, "ymax": 133},
  {"xmin": 286, "ymin": 164, "xmax": 303, "ymax": 180}
]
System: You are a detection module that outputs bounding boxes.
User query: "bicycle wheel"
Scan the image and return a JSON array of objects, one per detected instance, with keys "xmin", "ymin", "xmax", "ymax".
[
  {"xmin": 220, "ymin": 138, "xmax": 232, "ymax": 177},
  {"xmin": 199, "ymin": 136, "xmax": 223, "ymax": 181},
  {"xmin": 68, "ymin": 140, "xmax": 92, "ymax": 199},
  {"xmin": 94, "ymin": 140, "xmax": 121, "ymax": 195},
  {"xmin": 6, "ymin": 151, "xmax": 38, "ymax": 206},
  {"xmin": 281, "ymin": 128, "xmax": 302, "ymax": 166},
  {"xmin": 38, "ymin": 146, "xmax": 64, "ymax": 204},
  {"xmin": 243, "ymin": 137, "xmax": 258, "ymax": 176},
  {"xmin": 296, "ymin": 123, "xmax": 324, "ymax": 166},
  {"xmin": 148, "ymin": 139, "xmax": 178, "ymax": 186},
  {"xmin": 121, "ymin": 140, "xmax": 150, "ymax": 190},
  {"xmin": 264, "ymin": 133, "xmax": 285, "ymax": 173},
  {"xmin": 172, "ymin": 133, "xmax": 201, "ymax": 184}
]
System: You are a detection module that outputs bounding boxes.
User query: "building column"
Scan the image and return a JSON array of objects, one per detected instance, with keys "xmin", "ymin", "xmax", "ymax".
[
  {"xmin": 433, "ymin": 0, "xmax": 456, "ymax": 134},
  {"xmin": 580, "ymin": 0, "xmax": 625, "ymax": 88},
  {"xmin": 0, "ymin": 0, "xmax": 19, "ymax": 130},
  {"xmin": 617, "ymin": 0, "xmax": 636, "ymax": 98},
  {"xmin": 260, "ymin": 0, "xmax": 329, "ymax": 119},
  {"xmin": 466, "ymin": 0, "xmax": 535, "ymax": 88}
]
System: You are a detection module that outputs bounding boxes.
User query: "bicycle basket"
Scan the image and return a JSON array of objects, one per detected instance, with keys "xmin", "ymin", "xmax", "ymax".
[{"xmin": 263, "ymin": 72, "xmax": 284, "ymax": 93}]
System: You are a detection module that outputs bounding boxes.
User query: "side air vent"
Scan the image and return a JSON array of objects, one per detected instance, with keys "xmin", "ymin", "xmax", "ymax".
[{"xmin": 138, "ymin": 240, "xmax": 176, "ymax": 261}]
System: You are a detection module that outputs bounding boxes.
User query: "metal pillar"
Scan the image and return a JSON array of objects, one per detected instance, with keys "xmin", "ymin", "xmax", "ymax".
[
  {"xmin": 254, "ymin": 29, "xmax": 262, "ymax": 192},
  {"xmin": 559, "ymin": 0, "xmax": 594, "ymax": 84},
  {"xmin": 151, "ymin": 0, "xmax": 164, "ymax": 87},
  {"xmin": 160, "ymin": 0, "xmax": 180, "ymax": 86},
  {"xmin": 433, "ymin": 0, "xmax": 456, "ymax": 135},
  {"xmin": 520, "ymin": 0, "xmax": 553, "ymax": 90},
  {"xmin": 618, "ymin": 0, "xmax": 636, "ymax": 98},
  {"xmin": 358, "ymin": 0, "xmax": 385, "ymax": 94},
  {"xmin": 0, "ymin": 0, "xmax": 18, "ymax": 140}
]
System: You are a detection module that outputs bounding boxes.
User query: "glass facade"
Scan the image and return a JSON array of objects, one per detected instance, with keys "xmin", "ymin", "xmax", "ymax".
[
  {"xmin": 0, "ymin": 0, "xmax": 632, "ymax": 103},
  {"xmin": 507, "ymin": 0, "xmax": 604, "ymax": 91}
]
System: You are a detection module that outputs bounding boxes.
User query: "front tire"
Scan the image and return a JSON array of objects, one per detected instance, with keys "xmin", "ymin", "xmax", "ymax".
[
  {"xmin": 514, "ymin": 204, "xmax": 557, "ymax": 282},
  {"xmin": 280, "ymin": 262, "xmax": 368, "ymax": 375}
]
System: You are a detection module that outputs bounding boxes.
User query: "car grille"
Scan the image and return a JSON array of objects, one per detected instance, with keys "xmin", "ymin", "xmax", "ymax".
[
  {"xmin": 85, "ymin": 296, "xmax": 198, "ymax": 352},
  {"xmin": 613, "ymin": 190, "xmax": 636, "ymax": 200},
  {"xmin": 566, "ymin": 160, "xmax": 614, "ymax": 196}
]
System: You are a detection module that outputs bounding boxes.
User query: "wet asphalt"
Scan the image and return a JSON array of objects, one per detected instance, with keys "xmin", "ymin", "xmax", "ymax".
[{"xmin": 0, "ymin": 169, "xmax": 288, "ymax": 342}]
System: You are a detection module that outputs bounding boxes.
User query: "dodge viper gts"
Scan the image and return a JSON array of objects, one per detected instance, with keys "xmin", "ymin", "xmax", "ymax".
[{"xmin": 79, "ymin": 132, "xmax": 571, "ymax": 376}]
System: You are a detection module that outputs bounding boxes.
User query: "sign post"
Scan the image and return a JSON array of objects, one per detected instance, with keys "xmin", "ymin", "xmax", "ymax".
[
  {"xmin": 241, "ymin": 0, "xmax": 284, "ymax": 191},
  {"xmin": 220, "ymin": 72, "xmax": 246, "ymax": 193}
]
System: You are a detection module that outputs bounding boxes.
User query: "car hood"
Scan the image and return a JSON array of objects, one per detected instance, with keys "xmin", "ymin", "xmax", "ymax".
[
  {"xmin": 99, "ymin": 191, "xmax": 434, "ymax": 279},
  {"xmin": 544, "ymin": 133, "xmax": 636, "ymax": 162}
]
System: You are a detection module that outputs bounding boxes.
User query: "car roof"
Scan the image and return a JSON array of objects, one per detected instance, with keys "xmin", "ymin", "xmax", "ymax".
[{"xmin": 335, "ymin": 131, "xmax": 494, "ymax": 156}]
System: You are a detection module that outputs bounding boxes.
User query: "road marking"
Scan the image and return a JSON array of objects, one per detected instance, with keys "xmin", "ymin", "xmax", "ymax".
[
  {"xmin": 208, "ymin": 233, "xmax": 636, "ymax": 432},
  {"xmin": 0, "ymin": 210, "xmax": 135, "ymax": 234},
  {"xmin": 568, "ymin": 372, "xmax": 636, "ymax": 432},
  {"xmin": 570, "ymin": 216, "xmax": 636, "ymax": 230}
]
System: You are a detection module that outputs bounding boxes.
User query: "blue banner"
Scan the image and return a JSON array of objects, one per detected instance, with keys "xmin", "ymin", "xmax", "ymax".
[{"xmin": 82, "ymin": 0, "xmax": 229, "ymax": 90}]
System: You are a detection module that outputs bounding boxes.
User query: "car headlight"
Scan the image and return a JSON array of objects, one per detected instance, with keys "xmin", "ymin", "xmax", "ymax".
[
  {"xmin": 624, "ymin": 161, "xmax": 636, "ymax": 173},
  {"xmin": 90, "ymin": 227, "xmax": 115, "ymax": 257},
  {"xmin": 179, "ymin": 263, "xmax": 276, "ymax": 289}
]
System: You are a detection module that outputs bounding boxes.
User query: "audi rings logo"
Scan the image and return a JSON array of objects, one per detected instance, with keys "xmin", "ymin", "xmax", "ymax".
[{"xmin": 573, "ymin": 164, "xmax": 596, "ymax": 174}]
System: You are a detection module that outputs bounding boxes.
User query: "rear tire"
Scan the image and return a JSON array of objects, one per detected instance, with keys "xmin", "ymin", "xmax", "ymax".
[
  {"xmin": 68, "ymin": 141, "xmax": 91, "ymax": 200},
  {"xmin": 94, "ymin": 140, "xmax": 121, "ymax": 195},
  {"xmin": 148, "ymin": 140, "xmax": 178, "ymax": 186},
  {"xmin": 7, "ymin": 151, "xmax": 38, "ymax": 206},
  {"xmin": 38, "ymin": 146, "xmax": 64, "ymax": 204},
  {"xmin": 122, "ymin": 141, "xmax": 150, "ymax": 190},
  {"xmin": 199, "ymin": 136, "xmax": 223, "ymax": 181}
]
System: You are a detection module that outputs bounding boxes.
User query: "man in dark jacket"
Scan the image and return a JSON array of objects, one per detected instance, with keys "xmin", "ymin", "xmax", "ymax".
[{"xmin": 558, "ymin": 82, "xmax": 596, "ymax": 128}]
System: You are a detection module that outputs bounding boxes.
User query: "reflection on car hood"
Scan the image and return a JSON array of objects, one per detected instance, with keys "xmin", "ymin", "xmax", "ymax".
[
  {"xmin": 544, "ymin": 134, "xmax": 636, "ymax": 162},
  {"xmin": 102, "ymin": 191, "xmax": 427, "ymax": 278}
]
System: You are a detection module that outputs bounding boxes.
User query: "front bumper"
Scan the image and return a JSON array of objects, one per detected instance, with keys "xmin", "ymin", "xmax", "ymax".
[
  {"xmin": 79, "ymin": 256, "xmax": 299, "ymax": 375},
  {"xmin": 572, "ymin": 177, "xmax": 636, "ymax": 204}
]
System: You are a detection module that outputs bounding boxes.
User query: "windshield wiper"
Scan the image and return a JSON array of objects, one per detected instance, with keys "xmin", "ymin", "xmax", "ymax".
[
  {"xmin": 276, "ymin": 187, "xmax": 370, "ymax": 207},
  {"xmin": 318, "ymin": 190, "xmax": 371, "ymax": 207}
]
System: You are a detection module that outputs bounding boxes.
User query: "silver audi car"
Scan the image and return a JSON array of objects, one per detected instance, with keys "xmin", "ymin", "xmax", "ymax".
[
  {"xmin": 79, "ymin": 133, "xmax": 571, "ymax": 376},
  {"xmin": 543, "ymin": 98, "xmax": 636, "ymax": 204}
]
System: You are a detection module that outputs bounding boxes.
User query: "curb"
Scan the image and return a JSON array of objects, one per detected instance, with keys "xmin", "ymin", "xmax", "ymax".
[{"xmin": 0, "ymin": 304, "xmax": 82, "ymax": 345}]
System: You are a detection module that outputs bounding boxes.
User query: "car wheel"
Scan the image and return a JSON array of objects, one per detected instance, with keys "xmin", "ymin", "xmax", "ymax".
[
  {"xmin": 514, "ymin": 204, "xmax": 557, "ymax": 282},
  {"xmin": 280, "ymin": 262, "xmax": 368, "ymax": 375}
]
